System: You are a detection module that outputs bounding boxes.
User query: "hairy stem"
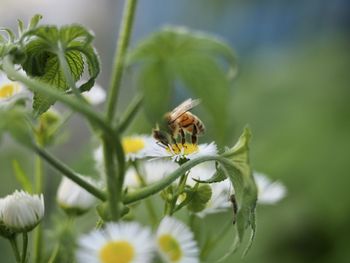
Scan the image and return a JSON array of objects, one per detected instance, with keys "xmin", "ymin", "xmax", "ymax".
[
  {"xmin": 32, "ymin": 144, "xmax": 106, "ymax": 201},
  {"xmin": 123, "ymin": 156, "xmax": 233, "ymax": 204},
  {"xmin": 106, "ymin": 0, "xmax": 138, "ymax": 121},
  {"xmin": 33, "ymin": 154, "xmax": 43, "ymax": 263}
]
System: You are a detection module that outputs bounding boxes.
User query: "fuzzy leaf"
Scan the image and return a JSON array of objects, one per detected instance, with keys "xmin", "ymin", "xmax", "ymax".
[
  {"xmin": 20, "ymin": 23, "xmax": 100, "ymax": 115},
  {"xmin": 187, "ymin": 184, "xmax": 212, "ymax": 213},
  {"xmin": 127, "ymin": 26, "xmax": 236, "ymax": 135},
  {"xmin": 32, "ymin": 50, "xmax": 84, "ymax": 115}
]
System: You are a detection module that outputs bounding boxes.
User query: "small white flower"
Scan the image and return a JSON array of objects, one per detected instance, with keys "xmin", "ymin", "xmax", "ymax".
[
  {"xmin": 77, "ymin": 222, "xmax": 154, "ymax": 263},
  {"xmin": 254, "ymin": 172, "xmax": 287, "ymax": 204},
  {"xmin": 156, "ymin": 216, "xmax": 199, "ymax": 263},
  {"xmin": 57, "ymin": 176, "xmax": 98, "ymax": 215},
  {"xmin": 82, "ymin": 83, "xmax": 106, "ymax": 105},
  {"xmin": 0, "ymin": 73, "xmax": 27, "ymax": 107},
  {"xmin": 147, "ymin": 141, "xmax": 218, "ymax": 163},
  {"xmin": 0, "ymin": 190, "xmax": 44, "ymax": 232}
]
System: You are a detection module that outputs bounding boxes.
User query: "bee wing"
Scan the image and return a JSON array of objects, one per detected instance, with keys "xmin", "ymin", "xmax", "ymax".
[{"xmin": 170, "ymin": 98, "xmax": 201, "ymax": 121}]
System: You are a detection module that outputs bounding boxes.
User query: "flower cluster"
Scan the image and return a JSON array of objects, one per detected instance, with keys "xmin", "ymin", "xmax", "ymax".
[{"xmin": 77, "ymin": 216, "xmax": 198, "ymax": 263}]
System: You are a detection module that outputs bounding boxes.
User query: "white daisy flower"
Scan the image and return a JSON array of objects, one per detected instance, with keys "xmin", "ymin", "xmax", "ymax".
[
  {"xmin": 156, "ymin": 216, "xmax": 199, "ymax": 263},
  {"xmin": 57, "ymin": 176, "xmax": 99, "ymax": 215},
  {"xmin": 0, "ymin": 190, "xmax": 44, "ymax": 233},
  {"xmin": 77, "ymin": 222, "xmax": 154, "ymax": 263},
  {"xmin": 147, "ymin": 141, "xmax": 218, "ymax": 163},
  {"xmin": 254, "ymin": 172, "xmax": 287, "ymax": 204},
  {"xmin": 0, "ymin": 73, "xmax": 27, "ymax": 107},
  {"xmin": 82, "ymin": 83, "xmax": 106, "ymax": 105}
]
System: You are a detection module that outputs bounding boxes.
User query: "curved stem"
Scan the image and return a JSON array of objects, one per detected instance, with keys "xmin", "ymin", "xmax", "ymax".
[
  {"xmin": 106, "ymin": 0, "xmax": 138, "ymax": 121},
  {"xmin": 118, "ymin": 93, "xmax": 143, "ymax": 133},
  {"xmin": 32, "ymin": 144, "xmax": 106, "ymax": 201},
  {"xmin": 9, "ymin": 237, "xmax": 21, "ymax": 263},
  {"xmin": 3, "ymin": 58, "xmax": 111, "ymax": 135},
  {"xmin": 123, "ymin": 155, "xmax": 233, "ymax": 204}
]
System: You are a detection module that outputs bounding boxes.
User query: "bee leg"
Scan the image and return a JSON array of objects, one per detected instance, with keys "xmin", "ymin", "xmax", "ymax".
[
  {"xmin": 191, "ymin": 124, "xmax": 198, "ymax": 144},
  {"xmin": 180, "ymin": 128, "xmax": 186, "ymax": 146},
  {"xmin": 170, "ymin": 135, "xmax": 180, "ymax": 151}
]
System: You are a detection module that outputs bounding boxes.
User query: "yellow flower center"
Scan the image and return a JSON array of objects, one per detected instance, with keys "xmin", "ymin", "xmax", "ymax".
[
  {"xmin": 0, "ymin": 83, "xmax": 20, "ymax": 99},
  {"xmin": 99, "ymin": 241, "xmax": 134, "ymax": 263},
  {"xmin": 158, "ymin": 234, "xmax": 182, "ymax": 262},
  {"xmin": 122, "ymin": 137, "xmax": 145, "ymax": 154},
  {"xmin": 166, "ymin": 143, "xmax": 198, "ymax": 155}
]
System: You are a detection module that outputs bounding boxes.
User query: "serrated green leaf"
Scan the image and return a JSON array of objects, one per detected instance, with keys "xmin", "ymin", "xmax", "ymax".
[
  {"xmin": 220, "ymin": 127, "xmax": 258, "ymax": 255},
  {"xmin": 12, "ymin": 160, "xmax": 33, "ymax": 193},
  {"xmin": 32, "ymin": 50, "xmax": 84, "ymax": 115},
  {"xmin": 127, "ymin": 26, "xmax": 236, "ymax": 140},
  {"xmin": 187, "ymin": 184, "xmax": 212, "ymax": 212},
  {"xmin": 19, "ymin": 23, "xmax": 100, "ymax": 114}
]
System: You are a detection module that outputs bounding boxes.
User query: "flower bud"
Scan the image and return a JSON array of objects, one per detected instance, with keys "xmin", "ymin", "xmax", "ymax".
[
  {"xmin": 0, "ymin": 190, "xmax": 44, "ymax": 233},
  {"xmin": 57, "ymin": 176, "xmax": 98, "ymax": 216}
]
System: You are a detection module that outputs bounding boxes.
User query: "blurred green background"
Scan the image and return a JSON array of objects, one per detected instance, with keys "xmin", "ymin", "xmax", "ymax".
[{"xmin": 1, "ymin": 0, "xmax": 350, "ymax": 262}]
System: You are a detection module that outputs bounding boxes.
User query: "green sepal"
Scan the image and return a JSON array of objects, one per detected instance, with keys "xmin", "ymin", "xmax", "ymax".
[
  {"xmin": 187, "ymin": 183, "xmax": 212, "ymax": 213},
  {"xmin": 192, "ymin": 161, "xmax": 227, "ymax": 184}
]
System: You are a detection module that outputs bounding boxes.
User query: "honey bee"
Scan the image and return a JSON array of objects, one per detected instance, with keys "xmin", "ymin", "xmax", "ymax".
[{"xmin": 165, "ymin": 98, "xmax": 205, "ymax": 145}]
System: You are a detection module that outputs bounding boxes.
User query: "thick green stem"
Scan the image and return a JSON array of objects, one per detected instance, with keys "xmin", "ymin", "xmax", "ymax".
[
  {"xmin": 32, "ymin": 144, "xmax": 106, "ymax": 201},
  {"xmin": 9, "ymin": 237, "xmax": 21, "ymax": 263},
  {"xmin": 106, "ymin": 0, "xmax": 138, "ymax": 121},
  {"xmin": 21, "ymin": 232, "xmax": 28, "ymax": 263},
  {"xmin": 118, "ymin": 94, "xmax": 143, "ymax": 133},
  {"xmin": 123, "ymin": 156, "xmax": 233, "ymax": 204},
  {"xmin": 3, "ymin": 59, "xmax": 111, "ymax": 134},
  {"xmin": 102, "ymin": 138, "xmax": 120, "ymax": 220}
]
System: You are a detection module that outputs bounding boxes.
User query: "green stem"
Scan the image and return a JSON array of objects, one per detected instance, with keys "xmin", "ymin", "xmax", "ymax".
[
  {"xmin": 106, "ymin": 0, "xmax": 138, "ymax": 121},
  {"xmin": 47, "ymin": 243, "xmax": 60, "ymax": 263},
  {"xmin": 102, "ymin": 138, "xmax": 120, "ymax": 220},
  {"xmin": 9, "ymin": 237, "xmax": 21, "ymax": 263},
  {"xmin": 123, "ymin": 156, "xmax": 233, "ymax": 204},
  {"xmin": 3, "ymin": 58, "xmax": 111, "ymax": 134},
  {"xmin": 32, "ymin": 144, "xmax": 106, "ymax": 201},
  {"xmin": 118, "ymin": 94, "xmax": 143, "ymax": 133},
  {"xmin": 133, "ymin": 162, "xmax": 158, "ymax": 226},
  {"xmin": 21, "ymin": 232, "xmax": 28, "ymax": 263},
  {"xmin": 33, "ymin": 154, "xmax": 43, "ymax": 263}
]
